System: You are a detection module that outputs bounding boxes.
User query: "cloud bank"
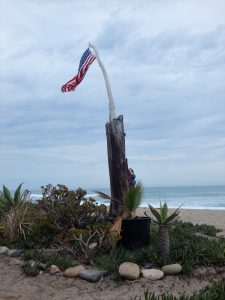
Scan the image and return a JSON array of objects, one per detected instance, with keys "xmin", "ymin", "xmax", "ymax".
[{"xmin": 1, "ymin": 0, "xmax": 225, "ymax": 189}]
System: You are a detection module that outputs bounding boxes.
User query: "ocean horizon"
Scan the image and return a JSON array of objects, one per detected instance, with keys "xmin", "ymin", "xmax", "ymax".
[{"xmin": 29, "ymin": 185, "xmax": 225, "ymax": 210}]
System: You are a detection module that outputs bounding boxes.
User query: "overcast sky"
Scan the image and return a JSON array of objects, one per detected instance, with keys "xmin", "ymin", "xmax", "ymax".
[{"xmin": 1, "ymin": 0, "xmax": 225, "ymax": 190}]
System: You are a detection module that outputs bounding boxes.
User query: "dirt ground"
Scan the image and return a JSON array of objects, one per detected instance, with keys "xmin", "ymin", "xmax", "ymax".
[{"xmin": 0, "ymin": 255, "xmax": 225, "ymax": 300}]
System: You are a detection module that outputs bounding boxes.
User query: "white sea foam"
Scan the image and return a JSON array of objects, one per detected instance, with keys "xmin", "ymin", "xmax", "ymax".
[{"xmin": 29, "ymin": 186, "xmax": 225, "ymax": 210}]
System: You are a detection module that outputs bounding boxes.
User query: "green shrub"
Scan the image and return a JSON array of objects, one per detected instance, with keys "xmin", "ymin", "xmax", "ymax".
[
  {"xmin": 38, "ymin": 184, "xmax": 107, "ymax": 231},
  {"xmin": 0, "ymin": 183, "xmax": 29, "ymax": 214},
  {"xmin": 24, "ymin": 213, "xmax": 56, "ymax": 248}
]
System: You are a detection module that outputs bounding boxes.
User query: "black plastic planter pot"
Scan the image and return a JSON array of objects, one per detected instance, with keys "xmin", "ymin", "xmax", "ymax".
[{"xmin": 120, "ymin": 217, "xmax": 151, "ymax": 250}]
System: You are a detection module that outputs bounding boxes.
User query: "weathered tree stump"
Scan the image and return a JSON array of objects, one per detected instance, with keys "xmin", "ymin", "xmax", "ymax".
[{"xmin": 105, "ymin": 115, "xmax": 129, "ymax": 217}]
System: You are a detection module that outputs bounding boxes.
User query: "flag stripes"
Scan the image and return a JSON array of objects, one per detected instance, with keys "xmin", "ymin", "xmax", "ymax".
[{"xmin": 61, "ymin": 48, "xmax": 96, "ymax": 93}]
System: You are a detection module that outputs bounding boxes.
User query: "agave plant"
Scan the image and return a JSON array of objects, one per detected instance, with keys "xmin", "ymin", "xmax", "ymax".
[
  {"xmin": 0, "ymin": 183, "xmax": 30, "ymax": 241},
  {"xmin": 0, "ymin": 183, "xmax": 29, "ymax": 214},
  {"xmin": 149, "ymin": 202, "xmax": 180, "ymax": 262}
]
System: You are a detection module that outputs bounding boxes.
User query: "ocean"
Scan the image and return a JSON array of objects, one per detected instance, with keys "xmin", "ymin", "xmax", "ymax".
[{"xmin": 30, "ymin": 185, "xmax": 225, "ymax": 210}]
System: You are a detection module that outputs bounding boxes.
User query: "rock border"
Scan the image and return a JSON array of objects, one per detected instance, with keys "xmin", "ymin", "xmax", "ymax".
[{"xmin": 0, "ymin": 245, "xmax": 184, "ymax": 283}]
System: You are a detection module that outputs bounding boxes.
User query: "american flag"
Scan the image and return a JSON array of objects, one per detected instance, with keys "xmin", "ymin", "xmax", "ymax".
[{"xmin": 61, "ymin": 48, "xmax": 96, "ymax": 93}]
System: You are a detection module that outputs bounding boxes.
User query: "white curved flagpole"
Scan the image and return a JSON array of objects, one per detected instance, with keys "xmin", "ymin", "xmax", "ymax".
[{"xmin": 89, "ymin": 42, "xmax": 116, "ymax": 121}]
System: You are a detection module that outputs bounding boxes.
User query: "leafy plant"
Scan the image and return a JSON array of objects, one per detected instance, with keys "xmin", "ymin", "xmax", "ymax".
[
  {"xmin": 23, "ymin": 212, "xmax": 56, "ymax": 248},
  {"xmin": 96, "ymin": 180, "xmax": 144, "ymax": 218},
  {"xmin": 149, "ymin": 202, "xmax": 180, "ymax": 262},
  {"xmin": 0, "ymin": 183, "xmax": 31, "ymax": 241},
  {"xmin": 2, "ymin": 205, "xmax": 30, "ymax": 241},
  {"xmin": 123, "ymin": 181, "xmax": 144, "ymax": 218},
  {"xmin": 95, "ymin": 181, "xmax": 145, "ymax": 237},
  {"xmin": 38, "ymin": 184, "xmax": 107, "ymax": 232},
  {"xmin": 15, "ymin": 184, "xmax": 108, "ymax": 249},
  {"xmin": 0, "ymin": 183, "xmax": 29, "ymax": 214},
  {"xmin": 55, "ymin": 223, "xmax": 120, "ymax": 263}
]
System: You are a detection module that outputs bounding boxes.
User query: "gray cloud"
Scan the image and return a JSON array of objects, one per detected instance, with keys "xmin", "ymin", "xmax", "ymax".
[{"xmin": 1, "ymin": 0, "xmax": 225, "ymax": 189}]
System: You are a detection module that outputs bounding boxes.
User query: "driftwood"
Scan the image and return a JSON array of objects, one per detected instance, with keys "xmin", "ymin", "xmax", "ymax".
[{"xmin": 105, "ymin": 115, "xmax": 129, "ymax": 216}]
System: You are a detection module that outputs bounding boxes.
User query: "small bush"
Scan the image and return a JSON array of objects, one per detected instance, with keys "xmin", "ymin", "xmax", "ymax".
[{"xmin": 38, "ymin": 184, "xmax": 107, "ymax": 231}]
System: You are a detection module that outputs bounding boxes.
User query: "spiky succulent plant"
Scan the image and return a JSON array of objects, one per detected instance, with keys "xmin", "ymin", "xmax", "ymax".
[
  {"xmin": 0, "ymin": 183, "xmax": 29, "ymax": 214},
  {"xmin": 149, "ymin": 202, "xmax": 180, "ymax": 262}
]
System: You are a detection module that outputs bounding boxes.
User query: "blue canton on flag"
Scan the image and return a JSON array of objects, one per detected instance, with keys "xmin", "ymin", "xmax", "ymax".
[{"xmin": 61, "ymin": 48, "xmax": 96, "ymax": 93}]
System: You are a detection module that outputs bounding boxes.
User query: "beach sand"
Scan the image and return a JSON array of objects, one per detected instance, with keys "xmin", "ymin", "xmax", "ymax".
[
  {"xmin": 137, "ymin": 208, "xmax": 225, "ymax": 230},
  {"xmin": 0, "ymin": 209, "xmax": 225, "ymax": 300}
]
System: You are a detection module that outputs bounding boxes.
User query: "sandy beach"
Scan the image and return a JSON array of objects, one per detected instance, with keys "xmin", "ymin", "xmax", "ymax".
[
  {"xmin": 0, "ymin": 209, "xmax": 225, "ymax": 300},
  {"xmin": 137, "ymin": 208, "xmax": 225, "ymax": 230}
]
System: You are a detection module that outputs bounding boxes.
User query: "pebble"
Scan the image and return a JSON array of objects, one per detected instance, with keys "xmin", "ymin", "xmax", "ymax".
[
  {"xmin": 0, "ymin": 246, "xmax": 9, "ymax": 254},
  {"xmin": 38, "ymin": 263, "xmax": 49, "ymax": 271},
  {"xmin": 25, "ymin": 260, "xmax": 36, "ymax": 267},
  {"xmin": 141, "ymin": 268, "xmax": 164, "ymax": 280},
  {"xmin": 162, "ymin": 264, "xmax": 182, "ymax": 275},
  {"xmin": 79, "ymin": 268, "xmax": 107, "ymax": 283},
  {"xmin": 88, "ymin": 243, "xmax": 97, "ymax": 250},
  {"xmin": 64, "ymin": 265, "xmax": 85, "ymax": 278},
  {"xmin": 7, "ymin": 249, "xmax": 23, "ymax": 258},
  {"xmin": 54, "ymin": 272, "xmax": 64, "ymax": 277},
  {"xmin": 49, "ymin": 265, "xmax": 61, "ymax": 274},
  {"xmin": 6, "ymin": 249, "xmax": 16, "ymax": 256},
  {"xmin": 118, "ymin": 262, "xmax": 140, "ymax": 280}
]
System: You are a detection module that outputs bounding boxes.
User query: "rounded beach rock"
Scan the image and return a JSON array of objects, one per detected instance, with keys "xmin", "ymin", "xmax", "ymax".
[
  {"xmin": 7, "ymin": 249, "xmax": 23, "ymax": 258},
  {"xmin": 162, "ymin": 264, "xmax": 182, "ymax": 275},
  {"xmin": 49, "ymin": 265, "xmax": 61, "ymax": 274},
  {"xmin": 6, "ymin": 249, "xmax": 17, "ymax": 256},
  {"xmin": 118, "ymin": 262, "xmax": 140, "ymax": 280},
  {"xmin": 141, "ymin": 268, "xmax": 164, "ymax": 280},
  {"xmin": 0, "ymin": 246, "xmax": 9, "ymax": 254},
  {"xmin": 79, "ymin": 268, "xmax": 107, "ymax": 283},
  {"xmin": 64, "ymin": 265, "xmax": 85, "ymax": 278}
]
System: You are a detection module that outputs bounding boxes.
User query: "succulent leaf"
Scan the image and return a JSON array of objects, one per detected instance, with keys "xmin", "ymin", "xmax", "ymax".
[
  {"xmin": 13, "ymin": 183, "xmax": 23, "ymax": 206},
  {"xmin": 148, "ymin": 204, "xmax": 162, "ymax": 224},
  {"xmin": 149, "ymin": 202, "xmax": 180, "ymax": 225}
]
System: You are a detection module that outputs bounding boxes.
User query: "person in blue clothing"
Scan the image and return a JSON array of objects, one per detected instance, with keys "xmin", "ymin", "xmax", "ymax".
[{"xmin": 128, "ymin": 168, "xmax": 136, "ymax": 187}]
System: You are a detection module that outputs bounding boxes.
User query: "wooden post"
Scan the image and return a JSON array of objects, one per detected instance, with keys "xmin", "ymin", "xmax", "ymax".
[
  {"xmin": 106, "ymin": 115, "xmax": 129, "ymax": 216},
  {"xmin": 89, "ymin": 43, "xmax": 129, "ymax": 216}
]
